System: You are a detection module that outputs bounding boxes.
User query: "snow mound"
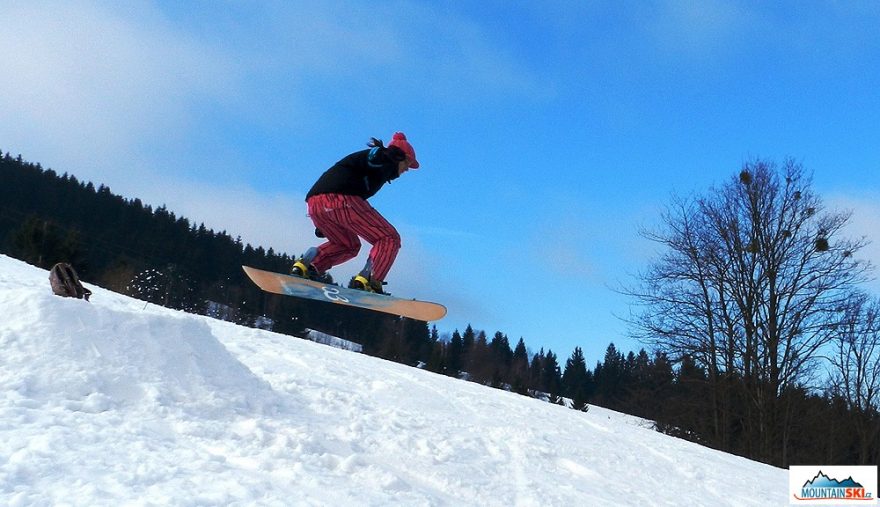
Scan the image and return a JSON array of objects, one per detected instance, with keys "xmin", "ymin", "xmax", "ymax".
[
  {"xmin": 0, "ymin": 255, "xmax": 788, "ymax": 506},
  {"xmin": 0, "ymin": 289, "xmax": 277, "ymax": 417}
]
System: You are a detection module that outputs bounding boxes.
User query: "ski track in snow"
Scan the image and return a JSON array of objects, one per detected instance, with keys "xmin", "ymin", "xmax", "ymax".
[{"xmin": 0, "ymin": 255, "xmax": 789, "ymax": 506}]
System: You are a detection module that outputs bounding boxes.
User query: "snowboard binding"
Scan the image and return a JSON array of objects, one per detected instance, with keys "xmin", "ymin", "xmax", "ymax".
[
  {"xmin": 348, "ymin": 274, "xmax": 388, "ymax": 295},
  {"xmin": 291, "ymin": 259, "xmax": 333, "ymax": 285}
]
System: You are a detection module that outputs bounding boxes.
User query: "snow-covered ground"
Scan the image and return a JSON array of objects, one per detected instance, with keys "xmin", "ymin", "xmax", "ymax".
[{"xmin": 0, "ymin": 254, "xmax": 788, "ymax": 505}]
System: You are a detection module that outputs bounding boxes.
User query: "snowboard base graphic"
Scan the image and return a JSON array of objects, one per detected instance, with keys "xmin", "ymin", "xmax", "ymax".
[{"xmin": 242, "ymin": 266, "xmax": 447, "ymax": 321}]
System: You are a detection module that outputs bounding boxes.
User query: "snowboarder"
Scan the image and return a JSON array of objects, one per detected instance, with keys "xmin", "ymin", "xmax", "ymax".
[{"xmin": 291, "ymin": 132, "xmax": 420, "ymax": 294}]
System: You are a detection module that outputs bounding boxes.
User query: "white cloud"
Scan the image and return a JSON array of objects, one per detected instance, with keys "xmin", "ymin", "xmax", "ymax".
[
  {"xmin": 642, "ymin": 0, "xmax": 757, "ymax": 62},
  {"xmin": 0, "ymin": 0, "xmax": 534, "ymax": 321},
  {"xmin": 407, "ymin": 12, "xmax": 548, "ymax": 99},
  {"xmin": 518, "ymin": 194, "xmax": 601, "ymax": 283},
  {"xmin": 0, "ymin": 0, "xmax": 541, "ymax": 182},
  {"xmin": 252, "ymin": 1, "xmax": 546, "ymax": 102},
  {"xmin": 826, "ymin": 193, "xmax": 880, "ymax": 292},
  {"xmin": 0, "ymin": 2, "xmax": 239, "ymax": 180},
  {"xmin": 136, "ymin": 175, "xmax": 312, "ymax": 257}
]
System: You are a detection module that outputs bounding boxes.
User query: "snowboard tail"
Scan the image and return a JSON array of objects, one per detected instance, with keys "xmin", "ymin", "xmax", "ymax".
[{"xmin": 242, "ymin": 266, "xmax": 447, "ymax": 321}]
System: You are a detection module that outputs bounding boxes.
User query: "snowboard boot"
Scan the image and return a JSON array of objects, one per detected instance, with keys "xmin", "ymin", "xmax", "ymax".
[
  {"xmin": 291, "ymin": 259, "xmax": 333, "ymax": 284},
  {"xmin": 348, "ymin": 274, "xmax": 388, "ymax": 295}
]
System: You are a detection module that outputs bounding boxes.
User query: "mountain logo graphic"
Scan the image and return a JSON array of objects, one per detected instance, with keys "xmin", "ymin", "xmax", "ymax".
[
  {"xmin": 794, "ymin": 469, "xmax": 875, "ymax": 502},
  {"xmin": 803, "ymin": 472, "xmax": 864, "ymax": 489}
]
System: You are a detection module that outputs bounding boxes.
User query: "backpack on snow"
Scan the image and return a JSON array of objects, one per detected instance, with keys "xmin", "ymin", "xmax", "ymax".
[{"xmin": 49, "ymin": 262, "xmax": 92, "ymax": 301}]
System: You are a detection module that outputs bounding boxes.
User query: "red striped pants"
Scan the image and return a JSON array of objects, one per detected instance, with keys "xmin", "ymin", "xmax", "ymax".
[{"xmin": 306, "ymin": 193, "xmax": 401, "ymax": 281}]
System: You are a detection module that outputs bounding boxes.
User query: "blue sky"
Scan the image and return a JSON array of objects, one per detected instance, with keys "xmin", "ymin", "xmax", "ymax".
[{"xmin": 2, "ymin": 1, "xmax": 879, "ymax": 363}]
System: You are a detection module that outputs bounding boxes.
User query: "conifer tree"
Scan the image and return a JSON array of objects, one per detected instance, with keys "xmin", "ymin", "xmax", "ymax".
[
  {"xmin": 510, "ymin": 338, "xmax": 530, "ymax": 395},
  {"xmin": 543, "ymin": 350, "xmax": 564, "ymax": 404},
  {"xmin": 447, "ymin": 329, "xmax": 464, "ymax": 376},
  {"xmin": 529, "ymin": 348, "xmax": 546, "ymax": 393},
  {"xmin": 562, "ymin": 347, "xmax": 590, "ymax": 410},
  {"xmin": 467, "ymin": 331, "xmax": 491, "ymax": 384},
  {"xmin": 594, "ymin": 343, "xmax": 628, "ymax": 410},
  {"xmin": 489, "ymin": 332, "xmax": 513, "ymax": 388}
]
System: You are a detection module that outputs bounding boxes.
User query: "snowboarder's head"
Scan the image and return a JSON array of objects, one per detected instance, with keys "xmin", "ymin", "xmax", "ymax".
[{"xmin": 387, "ymin": 132, "xmax": 419, "ymax": 169}]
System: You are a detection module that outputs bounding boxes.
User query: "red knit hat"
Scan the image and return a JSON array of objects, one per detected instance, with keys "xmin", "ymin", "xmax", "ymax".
[{"xmin": 387, "ymin": 132, "xmax": 419, "ymax": 169}]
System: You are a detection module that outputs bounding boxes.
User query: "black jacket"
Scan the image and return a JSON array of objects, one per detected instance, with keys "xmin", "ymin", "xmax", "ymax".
[{"xmin": 306, "ymin": 147, "xmax": 401, "ymax": 200}]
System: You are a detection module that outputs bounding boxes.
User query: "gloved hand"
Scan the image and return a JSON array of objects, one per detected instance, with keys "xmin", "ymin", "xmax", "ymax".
[
  {"xmin": 367, "ymin": 137, "xmax": 384, "ymax": 148},
  {"xmin": 315, "ymin": 228, "xmax": 325, "ymax": 238}
]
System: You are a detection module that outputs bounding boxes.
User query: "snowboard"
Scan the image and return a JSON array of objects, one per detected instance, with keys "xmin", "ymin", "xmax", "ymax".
[{"xmin": 242, "ymin": 266, "xmax": 447, "ymax": 321}]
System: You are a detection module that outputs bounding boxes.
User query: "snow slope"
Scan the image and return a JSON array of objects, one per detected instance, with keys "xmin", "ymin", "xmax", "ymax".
[{"xmin": 0, "ymin": 255, "xmax": 788, "ymax": 506}]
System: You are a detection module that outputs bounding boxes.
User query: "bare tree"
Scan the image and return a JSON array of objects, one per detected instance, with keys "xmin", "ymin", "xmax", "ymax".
[
  {"xmin": 829, "ymin": 292, "xmax": 880, "ymax": 464},
  {"xmin": 626, "ymin": 159, "xmax": 871, "ymax": 463}
]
